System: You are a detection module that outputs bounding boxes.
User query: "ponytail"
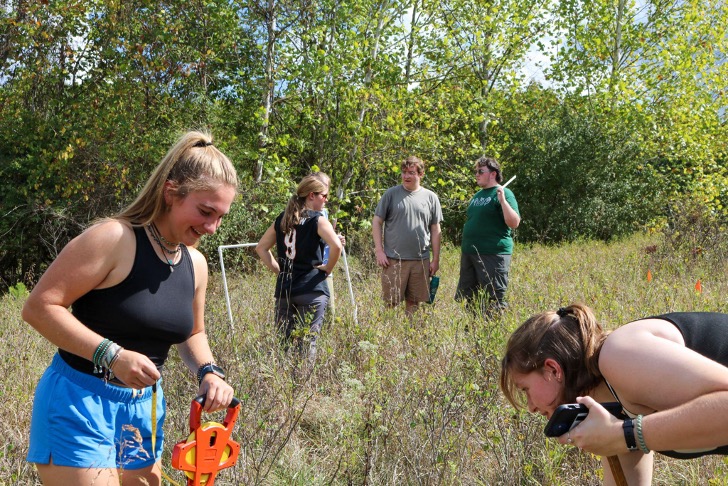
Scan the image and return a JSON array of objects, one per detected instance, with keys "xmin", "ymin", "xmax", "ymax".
[
  {"xmin": 280, "ymin": 195, "xmax": 306, "ymax": 234},
  {"xmin": 115, "ymin": 131, "xmax": 237, "ymax": 225}
]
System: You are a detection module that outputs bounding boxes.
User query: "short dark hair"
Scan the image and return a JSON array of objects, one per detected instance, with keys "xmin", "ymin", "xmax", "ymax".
[{"xmin": 475, "ymin": 156, "xmax": 502, "ymax": 183}]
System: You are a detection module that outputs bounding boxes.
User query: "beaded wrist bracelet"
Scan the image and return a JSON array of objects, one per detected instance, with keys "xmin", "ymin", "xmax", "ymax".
[
  {"xmin": 93, "ymin": 339, "xmax": 112, "ymax": 373},
  {"xmin": 100, "ymin": 342, "xmax": 122, "ymax": 369},
  {"xmin": 92, "ymin": 339, "xmax": 124, "ymax": 379}
]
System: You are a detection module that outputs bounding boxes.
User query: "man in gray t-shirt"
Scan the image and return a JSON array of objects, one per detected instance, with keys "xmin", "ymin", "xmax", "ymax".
[{"xmin": 372, "ymin": 156, "xmax": 443, "ymax": 316}]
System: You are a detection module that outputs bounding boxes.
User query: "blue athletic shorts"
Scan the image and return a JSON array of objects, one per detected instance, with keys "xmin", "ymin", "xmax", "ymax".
[{"xmin": 27, "ymin": 353, "xmax": 165, "ymax": 469}]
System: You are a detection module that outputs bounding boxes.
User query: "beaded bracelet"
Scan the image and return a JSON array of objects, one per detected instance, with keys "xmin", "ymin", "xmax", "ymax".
[
  {"xmin": 93, "ymin": 339, "xmax": 113, "ymax": 373},
  {"xmin": 100, "ymin": 342, "xmax": 122, "ymax": 369},
  {"xmin": 636, "ymin": 414, "xmax": 650, "ymax": 454},
  {"xmin": 92, "ymin": 338, "xmax": 109, "ymax": 365},
  {"xmin": 197, "ymin": 361, "xmax": 215, "ymax": 383}
]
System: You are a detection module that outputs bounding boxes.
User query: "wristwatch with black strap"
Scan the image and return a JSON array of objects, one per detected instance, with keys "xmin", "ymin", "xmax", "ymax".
[
  {"xmin": 197, "ymin": 362, "xmax": 226, "ymax": 385},
  {"xmin": 623, "ymin": 418, "xmax": 639, "ymax": 452}
]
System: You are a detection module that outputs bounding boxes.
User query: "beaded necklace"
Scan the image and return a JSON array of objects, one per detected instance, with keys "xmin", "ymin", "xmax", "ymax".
[
  {"xmin": 156, "ymin": 227, "xmax": 180, "ymax": 248},
  {"xmin": 148, "ymin": 223, "xmax": 182, "ymax": 272}
]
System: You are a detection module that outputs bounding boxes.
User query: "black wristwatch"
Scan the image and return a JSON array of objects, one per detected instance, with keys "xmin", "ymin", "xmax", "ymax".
[
  {"xmin": 623, "ymin": 418, "xmax": 639, "ymax": 452},
  {"xmin": 197, "ymin": 362, "xmax": 226, "ymax": 385}
]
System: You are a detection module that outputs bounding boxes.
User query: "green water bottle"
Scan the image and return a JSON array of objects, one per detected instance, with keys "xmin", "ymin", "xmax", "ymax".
[{"xmin": 428, "ymin": 276, "xmax": 440, "ymax": 304}]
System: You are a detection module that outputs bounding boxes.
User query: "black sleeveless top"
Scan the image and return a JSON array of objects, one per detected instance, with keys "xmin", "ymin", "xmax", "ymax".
[
  {"xmin": 61, "ymin": 226, "xmax": 195, "ymax": 375},
  {"xmin": 607, "ymin": 312, "xmax": 728, "ymax": 459},
  {"xmin": 656, "ymin": 312, "xmax": 728, "ymax": 458},
  {"xmin": 273, "ymin": 211, "xmax": 329, "ymax": 298}
]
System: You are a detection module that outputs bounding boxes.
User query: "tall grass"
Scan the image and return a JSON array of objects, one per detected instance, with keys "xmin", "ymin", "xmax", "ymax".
[{"xmin": 2, "ymin": 227, "xmax": 728, "ymax": 485}]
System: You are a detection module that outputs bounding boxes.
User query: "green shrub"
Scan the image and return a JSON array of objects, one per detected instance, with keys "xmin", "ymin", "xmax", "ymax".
[
  {"xmin": 7, "ymin": 282, "xmax": 28, "ymax": 299},
  {"xmin": 660, "ymin": 197, "xmax": 728, "ymax": 266},
  {"xmin": 497, "ymin": 91, "xmax": 661, "ymax": 244}
]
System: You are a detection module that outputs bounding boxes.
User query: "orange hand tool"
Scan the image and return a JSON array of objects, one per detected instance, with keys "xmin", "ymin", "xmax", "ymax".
[{"xmin": 171, "ymin": 396, "xmax": 241, "ymax": 486}]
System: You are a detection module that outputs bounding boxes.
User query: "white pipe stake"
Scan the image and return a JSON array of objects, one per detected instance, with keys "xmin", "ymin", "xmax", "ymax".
[
  {"xmin": 218, "ymin": 242, "xmax": 258, "ymax": 331},
  {"xmin": 501, "ymin": 175, "xmax": 516, "ymax": 189},
  {"xmin": 341, "ymin": 246, "xmax": 358, "ymax": 324}
]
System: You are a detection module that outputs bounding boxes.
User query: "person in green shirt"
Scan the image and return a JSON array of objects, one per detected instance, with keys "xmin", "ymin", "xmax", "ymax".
[{"xmin": 455, "ymin": 156, "xmax": 520, "ymax": 316}]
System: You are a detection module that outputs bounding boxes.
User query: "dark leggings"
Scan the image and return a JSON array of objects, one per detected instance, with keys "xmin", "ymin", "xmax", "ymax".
[{"xmin": 275, "ymin": 292, "xmax": 329, "ymax": 342}]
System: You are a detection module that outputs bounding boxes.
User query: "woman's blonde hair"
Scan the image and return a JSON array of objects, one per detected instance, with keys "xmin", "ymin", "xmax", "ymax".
[
  {"xmin": 115, "ymin": 131, "xmax": 238, "ymax": 225},
  {"xmin": 280, "ymin": 174, "xmax": 329, "ymax": 234},
  {"xmin": 499, "ymin": 303, "xmax": 609, "ymax": 409},
  {"xmin": 310, "ymin": 171, "xmax": 330, "ymax": 186}
]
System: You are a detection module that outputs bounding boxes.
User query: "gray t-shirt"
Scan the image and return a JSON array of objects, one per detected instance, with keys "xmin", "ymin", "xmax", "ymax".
[{"xmin": 374, "ymin": 185, "xmax": 443, "ymax": 260}]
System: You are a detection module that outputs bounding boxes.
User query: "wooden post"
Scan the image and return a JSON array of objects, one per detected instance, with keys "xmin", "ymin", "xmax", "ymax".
[{"xmin": 606, "ymin": 455, "xmax": 629, "ymax": 486}]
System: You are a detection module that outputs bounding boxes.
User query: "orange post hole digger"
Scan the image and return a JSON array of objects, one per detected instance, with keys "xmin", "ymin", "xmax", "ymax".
[{"xmin": 171, "ymin": 395, "xmax": 241, "ymax": 486}]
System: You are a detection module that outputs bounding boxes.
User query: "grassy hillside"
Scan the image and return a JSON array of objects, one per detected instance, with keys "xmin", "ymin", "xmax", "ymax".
[{"xmin": 2, "ymin": 230, "xmax": 728, "ymax": 485}]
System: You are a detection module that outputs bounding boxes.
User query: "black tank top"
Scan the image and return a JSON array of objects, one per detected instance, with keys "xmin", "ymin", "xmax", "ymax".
[
  {"xmin": 655, "ymin": 312, "xmax": 728, "ymax": 458},
  {"xmin": 274, "ymin": 211, "xmax": 328, "ymax": 298},
  {"xmin": 606, "ymin": 312, "xmax": 728, "ymax": 458},
  {"xmin": 60, "ymin": 225, "xmax": 195, "ymax": 375}
]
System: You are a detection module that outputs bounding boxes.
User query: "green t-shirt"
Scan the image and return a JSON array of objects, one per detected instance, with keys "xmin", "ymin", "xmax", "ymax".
[{"xmin": 461, "ymin": 187, "xmax": 519, "ymax": 255}]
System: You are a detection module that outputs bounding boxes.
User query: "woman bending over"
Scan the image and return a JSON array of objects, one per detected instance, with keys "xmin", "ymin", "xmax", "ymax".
[{"xmin": 500, "ymin": 303, "xmax": 728, "ymax": 485}]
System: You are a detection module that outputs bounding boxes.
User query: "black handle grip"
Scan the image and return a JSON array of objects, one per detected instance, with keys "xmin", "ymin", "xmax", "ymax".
[{"xmin": 194, "ymin": 395, "xmax": 241, "ymax": 408}]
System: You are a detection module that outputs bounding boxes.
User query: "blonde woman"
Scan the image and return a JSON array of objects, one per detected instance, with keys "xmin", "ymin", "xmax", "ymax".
[
  {"xmin": 22, "ymin": 131, "xmax": 238, "ymax": 486},
  {"xmin": 256, "ymin": 173, "xmax": 342, "ymax": 361}
]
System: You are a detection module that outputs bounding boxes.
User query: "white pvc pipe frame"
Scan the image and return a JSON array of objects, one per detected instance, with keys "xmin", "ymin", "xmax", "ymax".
[
  {"xmin": 217, "ymin": 243, "xmax": 357, "ymax": 331},
  {"xmin": 217, "ymin": 243, "xmax": 257, "ymax": 332}
]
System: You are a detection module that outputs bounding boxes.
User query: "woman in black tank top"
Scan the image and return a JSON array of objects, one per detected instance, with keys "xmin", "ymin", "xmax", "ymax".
[
  {"xmin": 256, "ymin": 173, "xmax": 343, "ymax": 362},
  {"xmin": 500, "ymin": 303, "xmax": 728, "ymax": 485},
  {"xmin": 23, "ymin": 131, "xmax": 239, "ymax": 486}
]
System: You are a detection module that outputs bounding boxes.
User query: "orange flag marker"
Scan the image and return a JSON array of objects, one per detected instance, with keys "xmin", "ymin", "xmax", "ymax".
[
  {"xmin": 695, "ymin": 279, "xmax": 702, "ymax": 293},
  {"xmin": 647, "ymin": 270, "xmax": 652, "ymax": 282}
]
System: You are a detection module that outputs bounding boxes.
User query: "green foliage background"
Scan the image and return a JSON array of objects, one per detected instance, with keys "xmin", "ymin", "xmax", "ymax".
[
  {"xmin": 1, "ymin": 0, "xmax": 727, "ymax": 289},
  {"xmin": 2, "ymin": 3, "xmax": 727, "ymax": 484}
]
